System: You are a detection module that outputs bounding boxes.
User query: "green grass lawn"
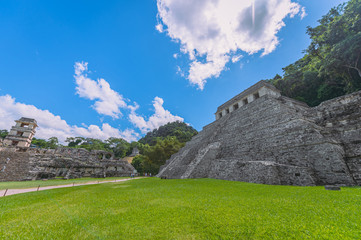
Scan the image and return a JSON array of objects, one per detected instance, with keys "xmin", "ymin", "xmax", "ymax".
[
  {"xmin": 0, "ymin": 178, "xmax": 360, "ymax": 240},
  {"xmin": 0, "ymin": 177, "xmax": 130, "ymax": 190}
]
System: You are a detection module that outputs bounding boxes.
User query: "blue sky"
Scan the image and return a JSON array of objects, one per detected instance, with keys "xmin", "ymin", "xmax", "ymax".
[{"xmin": 0, "ymin": 0, "xmax": 348, "ymax": 142}]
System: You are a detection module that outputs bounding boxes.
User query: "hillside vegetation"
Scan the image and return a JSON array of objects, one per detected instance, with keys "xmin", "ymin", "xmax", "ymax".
[
  {"xmin": 133, "ymin": 121, "xmax": 198, "ymax": 175},
  {"xmin": 138, "ymin": 121, "xmax": 197, "ymax": 146},
  {"xmin": 268, "ymin": 0, "xmax": 361, "ymax": 106}
]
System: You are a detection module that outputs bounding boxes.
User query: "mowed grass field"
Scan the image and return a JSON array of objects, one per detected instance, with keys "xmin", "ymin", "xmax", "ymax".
[
  {"xmin": 0, "ymin": 177, "xmax": 130, "ymax": 190},
  {"xmin": 0, "ymin": 178, "xmax": 360, "ymax": 240}
]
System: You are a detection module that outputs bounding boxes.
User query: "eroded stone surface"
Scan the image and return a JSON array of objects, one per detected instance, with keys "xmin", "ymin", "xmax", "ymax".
[
  {"xmin": 158, "ymin": 89, "xmax": 361, "ymax": 186},
  {"xmin": 0, "ymin": 147, "xmax": 136, "ymax": 181}
]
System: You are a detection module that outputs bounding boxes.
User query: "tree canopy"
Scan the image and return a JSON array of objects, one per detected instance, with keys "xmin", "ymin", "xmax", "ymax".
[
  {"xmin": 130, "ymin": 121, "xmax": 198, "ymax": 174},
  {"xmin": 138, "ymin": 121, "xmax": 198, "ymax": 146},
  {"xmin": 0, "ymin": 130, "xmax": 8, "ymax": 139},
  {"xmin": 132, "ymin": 137, "xmax": 185, "ymax": 175},
  {"xmin": 64, "ymin": 137, "xmax": 134, "ymax": 158},
  {"xmin": 269, "ymin": 0, "xmax": 361, "ymax": 106},
  {"xmin": 32, "ymin": 137, "xmax": 59, "ymax": 149}
]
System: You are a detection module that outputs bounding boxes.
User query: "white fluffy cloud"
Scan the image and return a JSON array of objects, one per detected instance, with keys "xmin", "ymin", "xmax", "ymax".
[
  {"xmin": 0, "ymin": 61, "xmax": 187, "ymax": 143},
  {"xmin": 156, "ymin": 0, "xmax": 306, "ymax": 89},
  {"xmin": 74, "ymin": 62, "xmax": 127, "ymax": 119},
  {"xmin": 231, "ymin": 55, "xmax": 243, "ymax": 63},
  {"xmin": 0, "ymin": 95, "xmax": 139, "ymax": 143},
  {"xmin": 74, "ymin": 61, "xmax": 185, "ymax": 134},
  {"xmin": 129, "ymin": 97, "xmax": 184, "ymax": 134}
]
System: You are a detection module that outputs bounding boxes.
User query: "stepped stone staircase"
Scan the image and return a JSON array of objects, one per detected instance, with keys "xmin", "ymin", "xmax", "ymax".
[{"xmin": 158, "ymin": 91, "xmax": 361, "ymax": 186}]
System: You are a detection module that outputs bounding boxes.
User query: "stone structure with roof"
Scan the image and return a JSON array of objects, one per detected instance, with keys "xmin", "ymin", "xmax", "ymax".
[
  {"xmin": 122, "ymin": 147, "xmax": 140, "ymax": 164},
  {"xmin": 3, "ymin": 118, "xmax": 38, "ymax": 148},
  {"xmin": 158, "ymin": 80, "xmax": 361, "ymax": 186},
  {"xmin": 215, "ymin": 80, "xmax": 281, "ymax": 120}
]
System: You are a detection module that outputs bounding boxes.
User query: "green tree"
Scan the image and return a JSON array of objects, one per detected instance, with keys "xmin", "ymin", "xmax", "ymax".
[
  {"xmin": 141, "ymin": 137, "xmax": 185, "ymax": 174},
  {"xmin": 65, "ymin": 137, "xmax": 112, "ymax": 151},
  {"xmin": 65, "ymin": 137, "xmax": 84, "ymax": 147},
  {"xmin": 31, "ymin": 138, "xmax": 48, "ymax": 148},
  {"xmin": 47, "ymin": 137, "xmax": 59, "ymax": 149},
  {"xmin": 31, "ymin": 137, "xmax": 60, "ymax": 149},
  {"xmin": 139, "ymin": 121, "xmax": 197, "ymax": 146},
  {"xmin": 106, "ymin": 137, "xmax": 131, "ymax": 158},
  {"xmin": 306, "ymin": 0, "xmax": 361, "ymax": 91},
  {"xmin": 0, "ymin": 130, "xmax": 8, "ymax": 139},
  {"xmin": 269, "ymin": 0, "xmax": 361, "ymax": 106},
  {"xmin": 131, "ymin": 154, "xmax": 147, "ymax": 174},
  {"xmin": 78, "ymin": 138, "xmax": 110, "ymax": 151}
]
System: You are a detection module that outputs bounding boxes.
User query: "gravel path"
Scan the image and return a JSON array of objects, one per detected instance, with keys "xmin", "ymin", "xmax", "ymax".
[{"xmin": 0, "ymin": 177, "xmax": 143, "ymax": 198}]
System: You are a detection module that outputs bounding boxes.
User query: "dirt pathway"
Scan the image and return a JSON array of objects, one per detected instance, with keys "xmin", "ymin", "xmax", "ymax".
[{"xmin": 0, "ymin": 177, "xmax": 144, "ymax": 198}]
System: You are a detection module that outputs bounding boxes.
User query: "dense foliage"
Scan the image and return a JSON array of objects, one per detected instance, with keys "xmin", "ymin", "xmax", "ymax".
[
  {"xmin": 269, "ymin": 0, "xmax": 361, "ymax": 106},
  {"xmin": 32, "ymin": 137, "xmax": 59, "ymax": 149},
  {"xmin": 133, "ymin": 137, "xmax": 186, "ymax": 175},
  {"xmin": 30, "ymin": 136, "xmax": 133, "ymax": 158},
  {"xmin": 133, "ymin": 122, "xmax": 198, "ymax": 175},
  {"xmin": 0, "ymin": 130, "xmax": 8, "ymax": 139},
  {"xmin": 138, "ymin": 121, "xmax": 198, "ymax": 146},
  {"xmin": 64, "ymin": 137, "xmax": 134, "ymax": 158}
]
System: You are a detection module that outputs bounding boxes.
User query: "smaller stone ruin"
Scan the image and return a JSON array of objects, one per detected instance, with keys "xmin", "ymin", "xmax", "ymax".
[
  {"xmin": 129, "ymin": 147, "xmax": 140, "ymax": 157},
  {"xmin": 0, "ymin": 117, "xmax": 136, "ymax": 182},
  {"xmin": 0, "ymin": 146, "xmax": 137, "ymax": 182},
  {"xmin": 3, "ymin": 117, "xmax": 37, "ymax": 148}
]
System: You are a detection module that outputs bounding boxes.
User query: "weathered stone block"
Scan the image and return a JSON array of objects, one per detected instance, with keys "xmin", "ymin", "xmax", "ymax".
[{"xmin": 324, "ymin": 185, "xmax": 341, "ymax": 191}]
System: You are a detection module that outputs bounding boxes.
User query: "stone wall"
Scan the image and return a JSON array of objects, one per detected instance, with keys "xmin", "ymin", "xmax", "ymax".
[
  {"xmin": 308, "ymin": 91, "xmax": 361, "ymax": 185},
  {"xmin": 0, "ymin": 148, "xmax": 31, "ymax": 181},
  {"xmin": 0, "ymin": 147, "xmax": 136, "ymax": 182},
  {"xmin": 158, "ymin": 90, "xmax": 361, "ymax": 186}
]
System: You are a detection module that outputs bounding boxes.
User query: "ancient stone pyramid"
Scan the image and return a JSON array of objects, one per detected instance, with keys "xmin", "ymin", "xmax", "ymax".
[{"xmin": 158, "ymin": 81, "xmax": 361, "ymax": 186}]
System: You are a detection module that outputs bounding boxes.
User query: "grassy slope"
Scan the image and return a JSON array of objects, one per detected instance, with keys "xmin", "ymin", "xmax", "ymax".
[
  {"xmin": 0, "ymin": 177, "xmax": 129, "ymax": 190},
  {"xmin": 0, "ymin": 178, "xmax": 360, "ymax": 240}
]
